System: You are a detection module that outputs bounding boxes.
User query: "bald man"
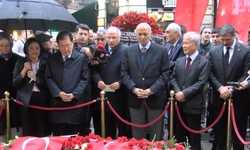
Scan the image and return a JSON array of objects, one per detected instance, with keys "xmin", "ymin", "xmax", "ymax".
[{"xmin": 121, "ymin": 23, "xmax": 170, "ymax": 141}]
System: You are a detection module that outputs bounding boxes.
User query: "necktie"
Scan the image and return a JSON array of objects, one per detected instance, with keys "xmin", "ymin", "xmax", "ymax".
[
  {"xmin": 65, "ymin": 56, "xmax": 69, "ymax": 61},
  {"xmin": 110, "ymin": 48, "xmax": 114, "ymax": 54},
  {"xmin": 142, "ymin": 47, "xmax": 146, "ymax": 53},
  {"xmin": 168, "ymin": 46, "xmax": 174, "ymax": 57},
  {"xmin": 185, "ymin": 57, "xmax": 192, "ymax": 75},
  {"xmin": 224, "ymin": 47, "xmax": 230, "ymax": 68}
]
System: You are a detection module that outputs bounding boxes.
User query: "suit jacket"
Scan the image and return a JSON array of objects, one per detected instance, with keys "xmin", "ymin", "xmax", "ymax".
[
  {"xmin": 13, "ymin": 57, "xmax": 50, "ymax": 108},
  {"xmin": 0, "ymin": 53, "xmax": 20, "ymax": 99},
  {"xmin": 92, "ymin": 43, "xmax": 127, "ymax": 111},
  {"xmin": 45, "ymin": 49, "xmax": 89, "ymax": 124},
  {"xmin": 170, "ymin": 54, "xmax": 210, "ymax": 114},
  {"xmin": 121, "ymin": 42, "xmax": 170, "ymax": 109},
  {"xmin": 165, "ymin": 37, "xmax": 185, "ymax": 71},
  {"xmin": 209, "ymin": 42, "xmax": 250, "ymax": 108}
]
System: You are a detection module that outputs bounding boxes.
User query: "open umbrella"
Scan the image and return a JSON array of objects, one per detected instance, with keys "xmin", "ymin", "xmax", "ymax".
[{"xmin": 0, "ymin": 0, "xmax": 79, "ymax": 31}]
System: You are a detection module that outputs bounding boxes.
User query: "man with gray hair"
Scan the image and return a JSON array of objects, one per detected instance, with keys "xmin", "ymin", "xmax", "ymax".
[
  {"xmin": 209, "ymin": 24, "xmax": 250, "ymax": 150},
  {"xmin": 164, "ymin": 23, "xmax": 185, "ymax": 71},
  {"xmin": 96, "ymin": 29, "xmax": 107, "ymax": 45},
  {"xmin": 171, "ymin": 32, "xmax": 209, "ymax": 150},
  {"xmin": 92, "ymin": 26, "xmax": 128, "ymax": 138}
]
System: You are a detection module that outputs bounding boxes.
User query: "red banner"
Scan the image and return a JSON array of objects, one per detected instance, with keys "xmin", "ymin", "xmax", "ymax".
[
  {"xmin": 11, "ymin": 136, "xmax": 68, "ymax": 150},
  {"xmin": 216, "ymin": 0, "xmax": 250, "ymax": 44},
  {"xmin": 174, "ymin": 0, "xmax": 209, "ymax": 32}
]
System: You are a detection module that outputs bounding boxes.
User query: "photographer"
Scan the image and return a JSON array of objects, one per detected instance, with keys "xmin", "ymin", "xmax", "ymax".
[{"xmin": 92, "ymin": 27, "xmax": 128, "ymax": 138}]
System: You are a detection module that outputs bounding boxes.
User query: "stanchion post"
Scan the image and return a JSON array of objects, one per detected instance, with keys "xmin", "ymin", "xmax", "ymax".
[
  {"xmin": 5, "ymin": 91, "xmax": 11, "ymax": 143},
  {"xmin": 226, "ymin": 95, "xmax": 232, "ymax": 150},
  {"xmin": 169, "ymin": 90, "xmax": 175, "ymax": 140},
  {"xmin": 100, "ymin": 91, "xmax": 105, "ymax": 138}
]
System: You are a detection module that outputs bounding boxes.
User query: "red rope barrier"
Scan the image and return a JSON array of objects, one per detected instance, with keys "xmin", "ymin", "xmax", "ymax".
[
  {"xmin": 14, "ymin": 99, "xmax": 96, "ymax": 110},
  {"xmin": 231, "ymin": 105, "xmax": 250, "ymax": 145},
  {"xmin": 175, "ymin": 102, "xmax": 226, "ymax": 134},
  {"xmin": 108, "ymin": 101, "xmax": 169, "ymax": 128},
  {"xmin": 0, "ymin": 105, "xmax": 3, "ymax": 117}
]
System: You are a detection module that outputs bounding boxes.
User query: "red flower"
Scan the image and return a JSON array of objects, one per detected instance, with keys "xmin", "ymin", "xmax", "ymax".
[
  {"xmin": 110, "ymin": 11, "xmax": 163, "ymax": 35},
  {"xmin": 176, "ymin": 144, "xmax": 185, "ymax": 150}
]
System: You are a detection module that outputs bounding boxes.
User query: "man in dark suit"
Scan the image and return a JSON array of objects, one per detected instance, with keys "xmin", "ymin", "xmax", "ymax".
[
  {"xmin": 121, "ymin": 23, "xmax": 170, "ymax": 141},
  {"xmin": 92, "ymin": 26, "xmax": 127, "ymax": 139},
  {"xmin": 171, "ymin": 32, "xmax": 209, "ymax": 150},
  {"xmin": 164, "ymin": 23, "xmax": 185, "ymax": 129},
  {"xmin": 209, "ymin": 24, "xmax": 250, "ymax": 150},
  {"xmin": 164, "ymin": 22, "xmax": 185, "ymax": 72},
  {"xmin": 45, "ymin": 31, "xmax": 89, "ymax": 136}
]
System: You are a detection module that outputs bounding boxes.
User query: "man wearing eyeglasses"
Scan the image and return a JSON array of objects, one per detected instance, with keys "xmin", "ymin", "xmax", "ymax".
[
  {"xmin": 92, "ymin": 26, "xmax": 128, "ymax": 138},
  {"xmin": 96, "ymin": 29, "xmax": 107, "ymax": 45}
]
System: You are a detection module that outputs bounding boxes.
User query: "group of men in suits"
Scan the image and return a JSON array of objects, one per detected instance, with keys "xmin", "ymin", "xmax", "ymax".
[
  {"xmin": 164, "ymin": 23, "xmax": 250, "ymax": 150},
  {"xmin": 34, "ymin": 21, "xmax": 250, "ymax": 150}
]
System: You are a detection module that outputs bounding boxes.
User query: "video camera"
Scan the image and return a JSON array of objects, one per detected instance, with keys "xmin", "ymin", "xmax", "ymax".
[{"xmin": 89, "ymin": 44, "xmax": 110, "ymax": 65}]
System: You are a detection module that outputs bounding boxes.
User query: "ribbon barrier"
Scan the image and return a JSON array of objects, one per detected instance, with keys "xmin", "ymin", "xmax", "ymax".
[
  {"xmin": 107, "ymin": 101, "xmax": 169, "ymax": 128},
  {"xmin": 231, "ymin": 105, "xmax": 250, "ymax": 145},
  {"xmin": 175, "ymin": 102, "xmax": 226, "ymax": 134},
  {"xmin": 14, "ymin": 99, "xmax": 96, "ymax": 110},
  {"xmin": 100, "ymin": 91, "xmax": 106, "ymax": 138},
  {"xmin": 227, "ymin": 95, "xmax": 232, "ymax": 150},
  {"xmin": 5, "ymin": 89, "xmax": 250, "ymax": 147},
  {"xmin": 169, "ymin": 90, "xmax": 175, "ymax": 140},
  {"xmin": 0, "ymin": 91, "xmax": 11, "ymax": 143}
]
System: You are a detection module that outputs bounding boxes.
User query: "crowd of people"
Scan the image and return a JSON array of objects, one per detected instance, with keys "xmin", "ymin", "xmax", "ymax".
[{"xmin": 0, "ymin": 22, "xmax": 250, "ymax": 150}]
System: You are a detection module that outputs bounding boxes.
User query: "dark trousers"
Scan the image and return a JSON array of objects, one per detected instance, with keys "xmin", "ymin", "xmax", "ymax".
[
  {"xmin": 129, "ymin": 100, "xmax": 164, "ymax": 141},
  {"xmin": 53, "ymin": 123, "xmax": 86, "ymax": 136},
  {"xmin": 175, "ymin": 107, "xmax": 201, "ymax": 150},
  {"xmin": 93, "ymin": 110, "xmax": 128, "ymax": 139},
  {"xmin": 21, "ymin": 92, "xmax": 52, "ymax": 137},
  {"xmin": 213, "ymin": 102, "xmax": 248, "ymax": 150}
]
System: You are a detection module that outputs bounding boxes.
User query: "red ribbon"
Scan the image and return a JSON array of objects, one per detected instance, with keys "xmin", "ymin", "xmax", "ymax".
[
  {"xmin": 0, "ymin": 105, "xmax": 3, "ymax": 117},
  {"xmin": 108, "ymin": 101, "xmax": 169, "ymax": 128},
  {"xmin": 14, "ymin": 99, "xmax": 95, "ymax": 110},
  {"xmin": 175, "ymin": 102, "xmax": 226, "ymax": 134},
  {"xmin": 231, "ymin": 105, "xmax": 250, "ymax": 145}
]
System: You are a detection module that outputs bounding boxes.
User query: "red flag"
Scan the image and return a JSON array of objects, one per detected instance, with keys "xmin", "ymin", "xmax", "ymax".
[
  {"xmin": 11, "ymin": 136, "xmax": 68, "ymax": 150},
  {"xmin": 174, "ymin": 0, "xmax": 209, "ymax": 32},
  {"xmin": 216, "ymin": 0, "xmax": 250, "ymax": 44}
]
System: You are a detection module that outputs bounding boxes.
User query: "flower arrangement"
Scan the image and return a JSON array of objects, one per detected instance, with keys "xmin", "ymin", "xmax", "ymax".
[
  {"xmin": 110, "ymin": 12, "xmax": 163, "ymax": 35},
  {"xmin": 62, "ymin": 133, "xmax": 189, "ymax": 150}
]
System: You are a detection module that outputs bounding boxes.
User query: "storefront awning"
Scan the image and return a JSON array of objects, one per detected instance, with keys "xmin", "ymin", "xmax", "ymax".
[{"xmin": 72, "ymin": 2, "xmax": 98, "ymax": 32}]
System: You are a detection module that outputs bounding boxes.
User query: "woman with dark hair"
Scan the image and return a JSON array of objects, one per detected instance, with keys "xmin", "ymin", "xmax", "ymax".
[
  {"xmin": 0, "ymin": 32, "xmax": 22, "ymax": 135},
  {"xmin": 13, "ymin": 38, "xmax": 51, "ymax": 136}
]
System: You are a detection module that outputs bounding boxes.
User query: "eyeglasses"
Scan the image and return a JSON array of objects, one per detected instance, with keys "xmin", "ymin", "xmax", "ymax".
[
  {"xmin": 97, "ymin": 38, "xmax": 105, "ymax": 41},
  {"xmin": 106, "ymin": 36, "xmax": 118, "ymax": 40}
]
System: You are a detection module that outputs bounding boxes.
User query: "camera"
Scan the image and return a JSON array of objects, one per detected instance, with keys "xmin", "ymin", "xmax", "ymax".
[{"xmin": 88, "ymin": 44, "xmax": 110, "ymax": 65}]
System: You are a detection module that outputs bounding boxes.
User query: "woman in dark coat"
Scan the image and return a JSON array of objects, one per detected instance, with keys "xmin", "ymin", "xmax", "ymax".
[
  {"xmin": 13, "ymin": 38, "xmax": 51, "ymax": 137},
  {"xmin": 0, "ymin": 32, "xmax": 21, "ymax": 134}
]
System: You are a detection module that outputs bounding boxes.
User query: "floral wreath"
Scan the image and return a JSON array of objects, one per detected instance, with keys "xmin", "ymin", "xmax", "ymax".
[{"xmin": 110, "ymin": 12, "xmax": 163, "ymax": 35}]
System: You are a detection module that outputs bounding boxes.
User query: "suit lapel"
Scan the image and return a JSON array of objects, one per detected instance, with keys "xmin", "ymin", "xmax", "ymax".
[
  {"xmin": 143, "ymin": 43, "xmax": 156, "ymax": 72},
  {"xmin": 135, "ymin": 44, "xmax": 143, "ymax": 71},
  {"xmin": 184, "ymin": 54, "xmax": 200, "ymax": 81},
  {"xmin": 170, "ymin": 38, "xmax": 182, "ymax": 60},
  {"xmin": 178, "ymin": 57, "xmax": 186, "ymax": 86},
  {"xmin": 36, "ymin": 58, "xmax": 46, "ymax": 75},
  {"xmin": 227, "ymin": 42, "xmax": 241, "ymax": 75},
  {"xmin": 217, "ymin": 45, "xmax": 224, "ymax": 74}
]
